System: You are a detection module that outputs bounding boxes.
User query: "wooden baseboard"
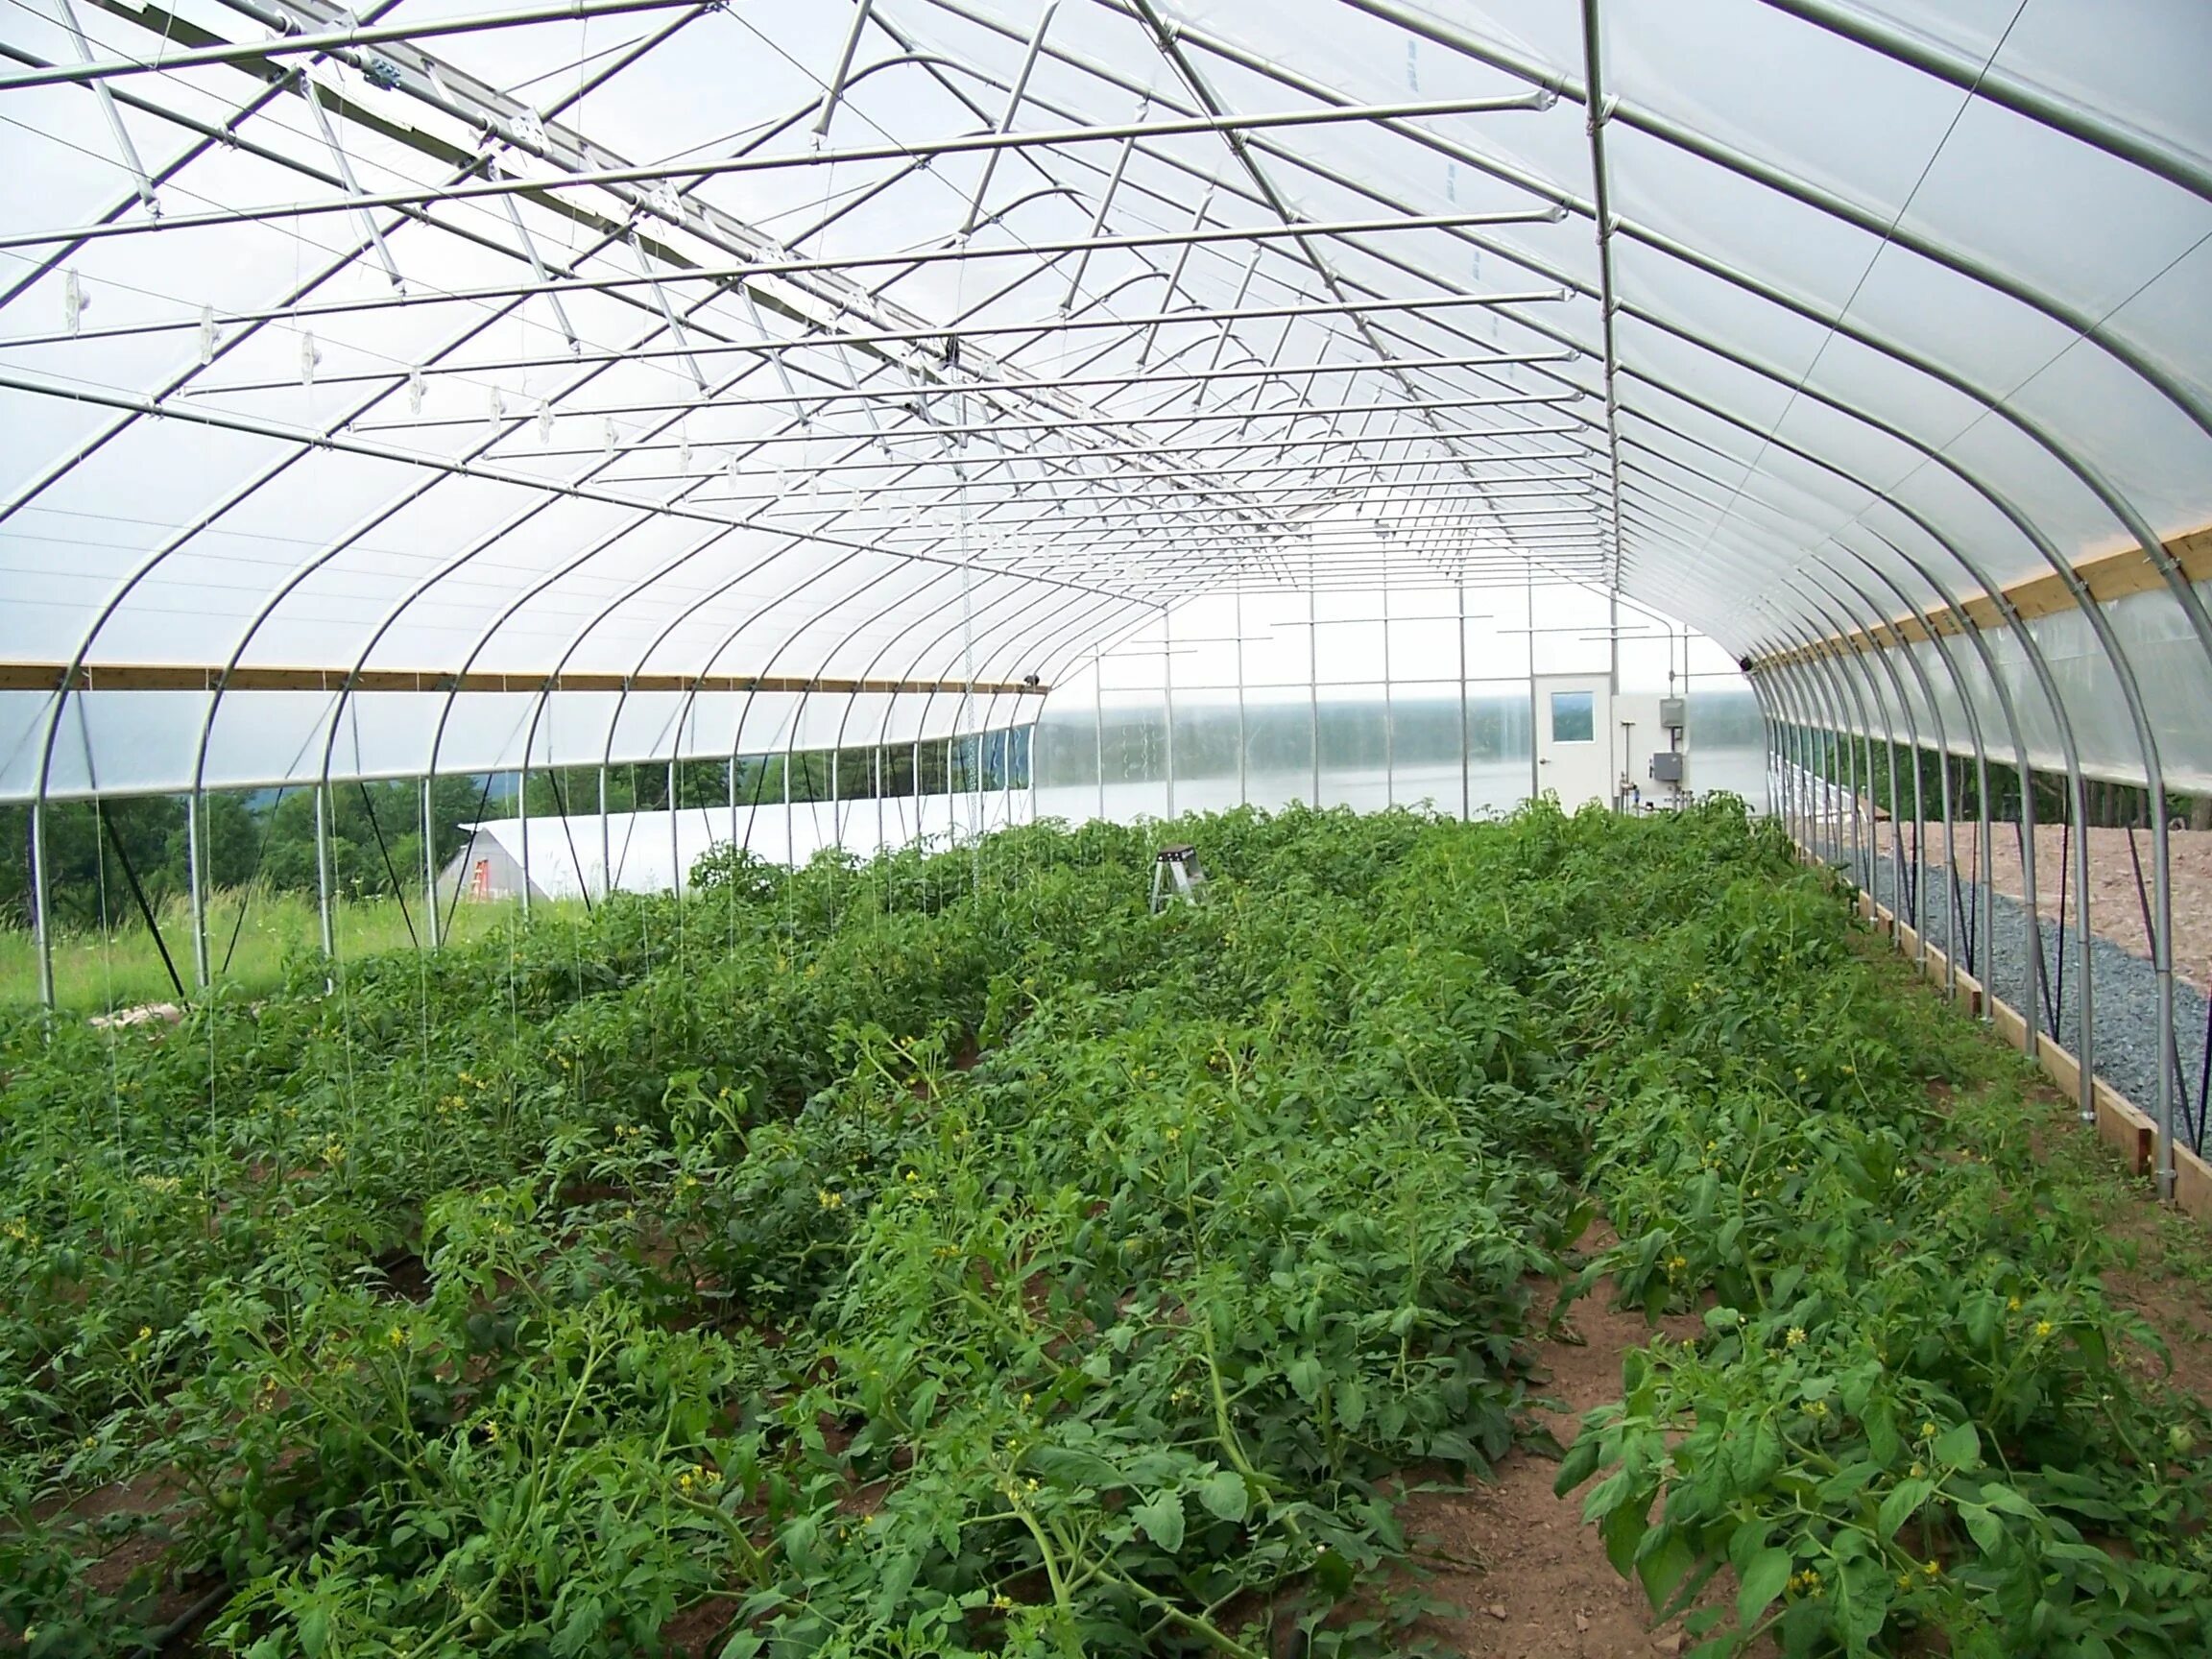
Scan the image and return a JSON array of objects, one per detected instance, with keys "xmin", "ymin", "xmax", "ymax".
[{"xmin": 1794, "ymin": 840, "xmax": 2211, "ymax": 1217}]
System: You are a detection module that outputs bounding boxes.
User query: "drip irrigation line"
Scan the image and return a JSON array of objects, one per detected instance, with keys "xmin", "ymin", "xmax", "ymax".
[
  {"xmin": 356, "ymin": 781, "xmax": 421, "ymax": 950},
  {"xmin": 2051, "ymin": 813, "xmax": 2070, "ymax": 1043},
  {"xmin": 2123, "ymin": 817, "xmax": 2191, "ymax": 1143},
  {"xmin": 441, "ymin": 770, "xmax": 501, "ymax": 941},
  {"xmin": 1956, "ymin": 797, "xmax": 1978, "ymax": 977},
  {"xmin": 218, "ymin": 786, "xmax": 287, "ymax": 977},
  {"xmin": 542, "ymin": 768, "xmax": 594, "ymax": 917},
  {"xmin": 99, "ymin": 802, "xmax": 186, "ymax": 1002},
  {"xmin": 2019, "ymin": 811, "xmax": 2056, "ymax": 1039},
  {"xmin": 2197, "ymin": 986, "xmax": 2211, "ymax": 1156}
]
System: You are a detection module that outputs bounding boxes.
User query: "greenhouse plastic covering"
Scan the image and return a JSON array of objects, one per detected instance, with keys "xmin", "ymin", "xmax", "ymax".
[{"xmin": 1, "ymin": 0, "xmax": 2210, "ymax": 805}]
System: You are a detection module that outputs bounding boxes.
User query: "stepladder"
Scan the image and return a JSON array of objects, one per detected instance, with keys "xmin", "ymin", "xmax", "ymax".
[{"xmin": 1149, "ymin": 844, "xmax": 1210, "ymax": 913}]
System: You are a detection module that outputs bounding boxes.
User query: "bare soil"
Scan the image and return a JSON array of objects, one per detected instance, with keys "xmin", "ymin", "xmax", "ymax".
[
  {"xmin": 1401, "ymin": 1231, "xmax": 1762, "ymax": 1659},
  {"xmin": 1870, "ymin": 820, "xmax": 2212, "ymax": 994}
]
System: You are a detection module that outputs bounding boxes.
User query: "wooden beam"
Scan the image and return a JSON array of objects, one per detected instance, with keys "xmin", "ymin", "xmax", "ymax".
[
  {"xmin": 1753, "ymin": 524, "xmax": 2212, "ymax": 669},
  {"xmin": 0, "ymin": 663, "xmax": 1049, "ymax": 698}
]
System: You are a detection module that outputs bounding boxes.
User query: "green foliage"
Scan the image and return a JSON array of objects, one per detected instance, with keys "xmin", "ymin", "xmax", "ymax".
[
  {"xmin": 1552, "ymin": 822, "xmax": 2212, "ymax": 1656},
  {"xmin": 0, "ymin": 800, "xmax": 2203, "ymax": 1658}
]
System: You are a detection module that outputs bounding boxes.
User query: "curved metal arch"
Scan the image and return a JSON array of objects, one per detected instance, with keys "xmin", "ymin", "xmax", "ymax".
[
  {"xmin": 517, "ymin": 287, "xmax": 1258, "ymax": 833},
  {"xmin": 1749, "ymin": 0, "xmax": 2212, "ymax": 204},
  {"xmin": 1312, "ymin": 0, "xmax": 2212, "ymax": 482},
  {"xmin": 1837, "ymin": 564, "xmax": 1980, "ymax": 983},
  {"xmin": 550, "ymin": 434, "xmax": 1151, "ymax": 814},
  {"xmin": 840, "ymin": 579, "xmax": 1167, "ymax": 818},
  {"xmin": 1764, "ymin": 608, "xmax": 1900, "ymax": 905},
  {"xmin": 1758, "ymin": 639, "xmax": 1820, "ymax": 858},
  {"xmin": 1618, "ymin": 386, "xmax": 2097, "ymax": 1078},
  {"xmin": 1764, "ymin": 620, "xmax": 1860, "ymax": 871},
  {"xmin": 0, "ymin": 0, "xmax": 413, "ymax": 312},
  {"xmin": 186, "ymin": 299, "xmax": 786, "ymax": 945},
  {"xmin": 207, "ymin": 26, "xmax": 1192, "ymax": 863},
  {"xmin": 329, "ymin": 335, "xmax": 913, "ymax": 821},
  {"xmin": 810, "ymin": 563, "xmax": 1142, "ymax": 791},
  {"xmin": 1612, "ymin": 360, "xmax": 2178, "ymax": 1167},
  {"xmin": 816, "ymin": 583, "xmax": 1147, "ymax": 850},
  {"xmin": 1839, "ymin": 540, "xmax": 2002, "ymax": 1011},
  {"xmin": 1040, "ymin": 0, "xmax": 2212, "ymax": 677},
  {"xmin": 21, "ymin": 5, "xmax": 775, "ymax": 992},
  {"xmin": 1625, "ymin": 465, "xmax": 1963, "ymax": 968},
  {"xmin": 299, "ymin": 281, "xmax": 818, "ymax": 788},
  {"xmin": 1796, "ymin": 567, "xmax": 1937, "ymax": 966},
  {"xmin": 1848, "ymin": 523, "xmax": 2042, "ymax": 1013}
]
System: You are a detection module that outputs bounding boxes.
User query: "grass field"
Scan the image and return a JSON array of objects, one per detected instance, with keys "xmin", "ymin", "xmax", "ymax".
[{"xmin": 0, "ymin": 889, "xmax": 550, "ymax": 1013}]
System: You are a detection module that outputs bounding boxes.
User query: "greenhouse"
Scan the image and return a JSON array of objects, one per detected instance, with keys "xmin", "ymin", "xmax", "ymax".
[{"xmin": 3, "ymin": 0, "xmax": 2212, "ymax": 1653}]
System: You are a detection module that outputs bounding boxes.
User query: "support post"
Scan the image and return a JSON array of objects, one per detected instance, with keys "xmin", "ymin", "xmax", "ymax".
[
  {"xmin": 421, "ymin": 774, "xmax": 440, "ymax": 949},
  {"xmin": 31, "ymin": 795, "xmax": 55, "ymax": 1013},
  {"xmin": 1457, "ymin": 575, "xmax": 1471, "ymax": 820},
  {"xmin": 315, "ymin": 779, "xmax": 335, "ymax": 964}
]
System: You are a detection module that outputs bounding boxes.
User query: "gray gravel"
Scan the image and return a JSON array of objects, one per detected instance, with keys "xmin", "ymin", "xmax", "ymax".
[{"xmin": 1804, "ymin": 830, "xmax": 2211, "ymax": 1152}]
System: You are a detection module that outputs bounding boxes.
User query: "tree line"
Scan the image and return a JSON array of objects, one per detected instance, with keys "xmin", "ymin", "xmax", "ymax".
[{"xmin": 1, "ymin": 729, "xmax": 1033, "ymax": 933}]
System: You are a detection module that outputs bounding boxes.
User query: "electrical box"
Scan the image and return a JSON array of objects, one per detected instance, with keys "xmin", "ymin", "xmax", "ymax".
[
  {"xmin": 1658, "ymin": 697, "xmax": 1687, "ymax": 731},
  {"xmin": 1649, "ymin": 751, "xmax": 1685, "ymax": 784}
]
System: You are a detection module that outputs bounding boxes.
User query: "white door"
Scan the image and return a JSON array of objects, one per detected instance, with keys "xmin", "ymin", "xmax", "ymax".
[{"xmin": 1533, "ymin": 675, "xmax": 1614, "ymax": 809}]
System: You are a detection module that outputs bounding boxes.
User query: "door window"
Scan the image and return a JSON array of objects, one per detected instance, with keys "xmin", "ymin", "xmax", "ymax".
[{"xmin": 1550, "ymin": 689, "xmax": 1595, "ymax": 743}]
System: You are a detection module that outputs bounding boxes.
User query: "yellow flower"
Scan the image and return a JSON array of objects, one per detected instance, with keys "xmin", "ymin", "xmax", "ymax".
[
  {"xmin": 1922, "ymin": 1559, "xmax": 1940, "ymax": 1576},
  {"xmin": 136, "ymin": 1326, "xmax": 152, "ymax": 1342},
  {"xmin": 1909, "ymin": 1461, "xmax": 1925, "ymax": 1479},
  {"xmin": 2034, "ymin": 1319, "xmax": 2054, "ymax": 1338},
  {"xmin": 1786, "ymin": 1327, "xmax": 1807, "ymax": 1347},
  {"xmin": 1920, "ymin": 1421, "xmax": 1937, "ymax": 1439},
  {"xmin": 817, "ymin": 1189, "xmax": 843, "ymax": 1210},
  {"xmin": 905, "ymin": 1170, "xmax": 918, "ymax": 1183},
  {"xmin": 387, "ymin": 1326, "xmax": 410, "ymax": 1348},
  {"xmin": 2006, "ymin": 1296, "xmax": 2021, "ymax": 1311}
]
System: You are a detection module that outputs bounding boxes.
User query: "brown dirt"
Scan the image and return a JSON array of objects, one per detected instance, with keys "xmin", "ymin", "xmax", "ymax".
[
  {"xmin": 661, "ymin": 1597, "xmax": 737, "ymax": 1659},
  {"xmin": 1399, "ymin": 1234, "xmax": 1767, "ymax": 1658},
  {"xmin": 1869, "ymin": 820, "xmax": 2212, "ymax": 994}
]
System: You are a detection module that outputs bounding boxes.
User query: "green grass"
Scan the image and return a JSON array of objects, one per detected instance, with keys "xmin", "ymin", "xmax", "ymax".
[{"xmin": 0, "ymin": 889, "xmax": 553, "ymax": 1014}]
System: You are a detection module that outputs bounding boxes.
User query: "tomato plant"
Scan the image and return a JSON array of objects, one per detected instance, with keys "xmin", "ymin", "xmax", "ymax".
[{"xmin": 0, "ymin": 800, "xmax": 2203, "ymax": 1657}]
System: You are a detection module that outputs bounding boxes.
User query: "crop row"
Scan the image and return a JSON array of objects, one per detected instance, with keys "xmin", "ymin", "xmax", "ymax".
[{"xmin": 0, "ymin": 799, "xmax": 2204, "ymax": 1657}]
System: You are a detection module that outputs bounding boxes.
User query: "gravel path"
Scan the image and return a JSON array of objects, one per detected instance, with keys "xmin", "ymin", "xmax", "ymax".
[{"xmin": 1805, "ymin": 828, "xmax": 2212, "ymax": 1153}]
